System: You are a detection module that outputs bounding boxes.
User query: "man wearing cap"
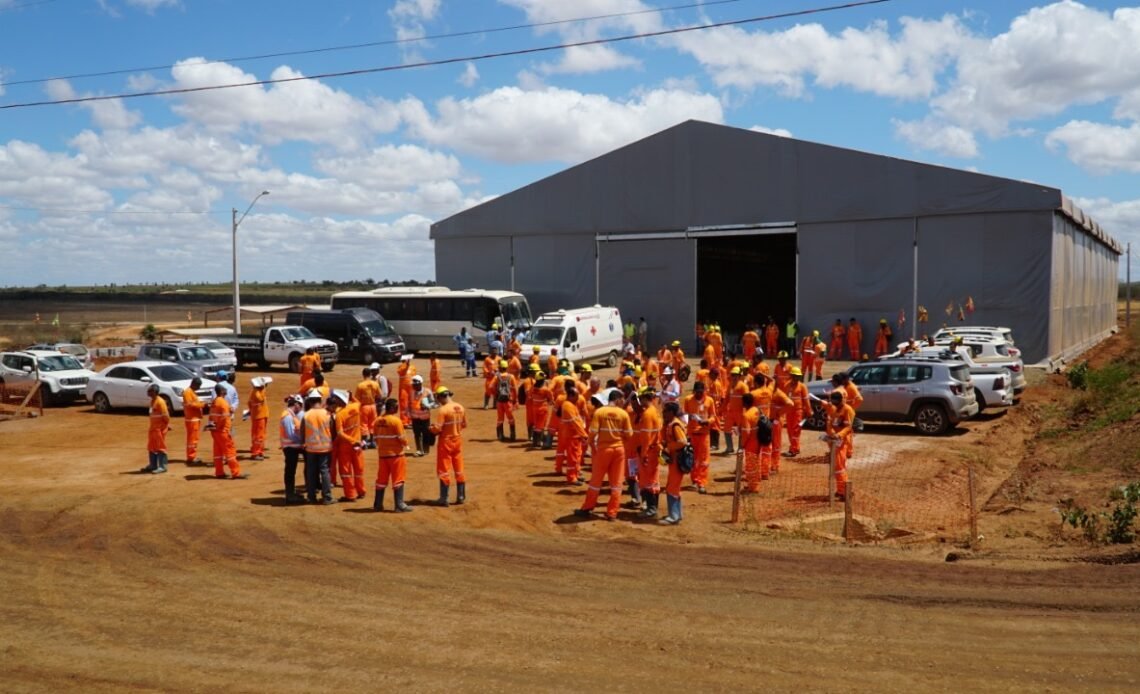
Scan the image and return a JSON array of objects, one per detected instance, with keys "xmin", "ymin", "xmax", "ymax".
[
  {"xmin": 247, "ymin": 377, "xmax": 270, "ymax": 460},
  {"xmin": 660, "ymin": 401, "xmax": 689, "ymax": 525},
  {"xmin": 520, "ymin": 364, "xmax": 539, "ymax": 443},
  {"xmin": 182, "ymin": 377, "xmax": 204, "ymax": 465},
  {"xmin": 824, "ymin": 389, "xmax": 855, "ymax": 500},
  {"xmin": 141, "ymin": 383, "xmax": 171, "ymax": 474},
  {"xmin": 355, "ymin": 367, "xmax": 381, "ymax": 447},
  {"xmin": 529, "ymin": 371, "xmax": 554, "ymax": 450},
  {"xmin": 559, "ymin": 383, "xmax": 589, "ymax": 485},
  {"xmin": 527, "ymin": 345, "xmax": 541, "ymax": 370},
  {"xmin": 740, "ymin": 392, "xmax": 763, "ymax": 493},
  {"xmin": 682, "ymin": 380, "xmax": 716, "ymax": 494},
  {"xmin": 301, "ymin": 389, "xmax": 334, "ymax": 504},
  {"xmin": 494, "ymin": 359, "xmax": 519, "ymax": 442},
  {"xmin": 208, "ymin": 383, "xmax": 243, "ymax": 479},
  {"xmin": 799, "ymin": 333, "xmax": 817, "ymax": 381},
  {"xmin": 408, "ymin": 375, "xmax": 433, "ymax": 456},
  {"xmin": 482, "ymin": 350, "xmax": 498, "ymax": 410},
  {"xmin": 331, "ymin": 389, "xmax": 365, "ymax": 502},
  {"xmin": 631, "ymin": 387, "xmax": 663, "ymax": 518},
  {"xmin": 723, "ymin": 366, "xmax": 748, "ymax": 455},
  {"xmin": 751, "ymin": 371, "xmax": 792, "ymax": 477},
  {"xmin": 370, "ymin": 362, "xmax": 391, "ymax": 400},
  {"xmin": 659, "ymin": 366, "xmax": 681, "ymax": 406},
  {"xmin": 397, "ymin": 355, "xmax": 417, "ymax": 425},
  {"xmin": 784, "ymin": 366, "xmax": 809, "ymax": 458},
  {"xmin": 774, "ymin": 351, "xmax": 793, "ymax": 393},
  {"xmin": 430, "ymin": 386, "xmax": 468, "ymax": 506},
  {"xmin": 812, "ymin": 334, "xmax": 827, "ymax": 381},
  {"xmin": 669, "ymin": 340, "xmax": 685, "ymax": 368},
  {"xmin": 874, "ymin": 318, "xmax": 893, "ymax": 357},
  {"xmin": 279, "ymin": 394, "xmax": 305, "ymax": 504},
  {"xmin": 373, "ymin": 398, "xmax": 413, "ymax": 512},
  {"xmin": 847, "ymin": 317, "xmax": 863, "ymax": 360},
  {"xmin": 574, "ymin": 389, "xmax": 632, "ymax": 521}
]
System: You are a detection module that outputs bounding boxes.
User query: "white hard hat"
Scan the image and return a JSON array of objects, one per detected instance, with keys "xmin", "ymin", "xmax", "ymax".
[
  {"xmin": 305, "ymin": 390, "xmax": 323, "ymax": 401},
  {"xmin": 411, "ymin": 375, "xmax": 424, "ymax": 383},
  {"xmin": 251, "ymin": 377, "xmax": 265, "ymax": 388},
  {"xmin": 330, "ymin": 389, "xmax": 350, "ymax": 404},
  {"xmin": 370, "ymin": 362, "xmax": 381, "ymax": 370},
  {"xmin": 662, "ymin": 366, "xmax": 674, "ymax": 375}
]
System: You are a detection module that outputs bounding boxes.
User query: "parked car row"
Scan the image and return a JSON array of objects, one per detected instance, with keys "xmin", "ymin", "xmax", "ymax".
[{"xmin": 805, "ymin": 326, "xmax": 1026, "ymax": 436}]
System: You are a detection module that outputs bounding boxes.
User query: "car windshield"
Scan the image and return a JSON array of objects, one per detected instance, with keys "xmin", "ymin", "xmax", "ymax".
[
  {"xmin": 178, "ymin": 346, "xmax": 215, "ymax": 361},
  {"xmin": 37, "ymin": 355, "xmax": 83, "ymax": 372},
  {"xmin": 57, "ymin": 344, "xmax": 88, "ymax": 357},
  {"xmin": 281, "ymin": 327, "xmax": 316, "ymax": 341},
  {"xmin": 149, "ymin": 364, "xmax": 196, "ymax": 382},
  {"xmin": 200, "ymin": 341, "xmax": 228, "ymax": 351},
  {"xmin": 500, "ymin": 298, "xmax": 532, "ymax": 328},
  {"xmin": 526, "ymin": 326, "xmax": 564, "ymax": 346},
  {"xmin": 360, "ymin": 318, "xmax": 396, "ymax": 337}
]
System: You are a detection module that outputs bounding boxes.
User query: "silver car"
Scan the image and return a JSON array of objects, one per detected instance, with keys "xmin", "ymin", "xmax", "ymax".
[
  {"xmin": 178, "ymin": 339, "xmax": 238, "ymax": 371},
  {"xmin": 85, "ymin": 360, "xmax": 216, "ymax": 414},
  {"xmin": 137, "ymin": 343, "xmax": 230, "ymax": 380},
  {"xmin": 806, "ymin": 357, "xmax": 980, "ymax": 436}
]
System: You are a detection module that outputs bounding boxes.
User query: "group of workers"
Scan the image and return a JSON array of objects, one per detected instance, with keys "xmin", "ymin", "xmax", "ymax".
[{"xmin": 143, "ymin": 322, "xmax": 863, "ymax": 522}]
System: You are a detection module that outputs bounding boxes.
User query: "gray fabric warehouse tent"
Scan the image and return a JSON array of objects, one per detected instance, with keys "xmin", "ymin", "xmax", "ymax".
[{"xmin": 431, "ymin": 120, "xmax": 1120, "ymax": 365}]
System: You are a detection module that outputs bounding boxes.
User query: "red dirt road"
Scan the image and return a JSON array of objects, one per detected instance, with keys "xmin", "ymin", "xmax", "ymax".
[{"xmin": 1, "ymin": 359, "xmax": 1139, "ymax": 691}]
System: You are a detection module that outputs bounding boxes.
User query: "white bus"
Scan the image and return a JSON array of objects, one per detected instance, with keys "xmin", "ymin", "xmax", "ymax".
[{"xmin": 329, "ymin": 287, "xmax": 532, "ymax": 354}]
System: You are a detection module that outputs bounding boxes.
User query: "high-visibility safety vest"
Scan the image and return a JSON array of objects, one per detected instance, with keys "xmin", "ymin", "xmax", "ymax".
[{"xmin": 303, "ymin": 408, "xmax": 332, "ymax": 453}]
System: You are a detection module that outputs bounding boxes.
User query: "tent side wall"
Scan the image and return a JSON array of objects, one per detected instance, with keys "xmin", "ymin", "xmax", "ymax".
[
  {"xmin": 1050, "ymin": 213, "xmax": 1120, "ymax": 365},
  {"xmin": 598, "ymin": 238, "xmax": 696, "ymax": 354}
]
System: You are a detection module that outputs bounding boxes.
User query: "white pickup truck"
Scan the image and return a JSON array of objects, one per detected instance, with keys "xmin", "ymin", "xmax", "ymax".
[
  {"xmin": 933, "ymin": 338, "xmax": 1025, "ymax": 395},
  {"xmin": 218, "ymin": 326, "xmax": 339, "ymax": 373},
  {"xmin": 887, "ymin": 346, "xmax": 1015, "ymax": 412}
]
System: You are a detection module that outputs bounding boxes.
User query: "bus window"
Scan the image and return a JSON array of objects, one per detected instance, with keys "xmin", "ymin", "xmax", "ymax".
[
  {"xmin": 500, "ymin": 296, "xmax": 531, "ymax": 328},
  {"xmin": 426, "ymin": 298, "xmax": 451, "ymax": 321},
  {"xmin": 472, "ymin": 299, "xmax": 495, "ymax": 330}
]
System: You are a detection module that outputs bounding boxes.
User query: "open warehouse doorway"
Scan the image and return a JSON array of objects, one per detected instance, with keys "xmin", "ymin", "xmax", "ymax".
[{"xmin": 697, "ymin": 231, "xmax": 797, "ymax": 350}]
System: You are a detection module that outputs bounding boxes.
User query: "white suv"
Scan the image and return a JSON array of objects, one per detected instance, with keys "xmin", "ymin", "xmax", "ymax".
[{"xmin": 0, "ymin": 350, "xmax": 96, "ymax": 405}]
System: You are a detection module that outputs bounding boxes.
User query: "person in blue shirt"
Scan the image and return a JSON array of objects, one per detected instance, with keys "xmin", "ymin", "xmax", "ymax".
[{"xmin": 217, "ymin": 370, "xmax": 240, "ymax": 421}]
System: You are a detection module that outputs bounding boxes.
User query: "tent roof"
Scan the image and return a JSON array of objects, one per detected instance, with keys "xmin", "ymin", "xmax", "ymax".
[{"xmin": 432, "ymin": 120, "xmax": 1119, "ymax": 254}]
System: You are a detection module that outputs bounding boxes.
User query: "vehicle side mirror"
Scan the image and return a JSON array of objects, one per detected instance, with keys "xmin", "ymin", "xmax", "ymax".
[
  {"xmin": 21, "ymin": 365, "xmax": 33, "ymax": 373},
  {"xmin": 141, "ymin": 376, "xmax": 152, "ymax": 383}
]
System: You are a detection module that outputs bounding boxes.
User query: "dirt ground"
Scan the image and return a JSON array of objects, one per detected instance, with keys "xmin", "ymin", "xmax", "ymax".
[{"xmin": 2, "ymin": 328, "xmax": 1140, "ymax": 690}]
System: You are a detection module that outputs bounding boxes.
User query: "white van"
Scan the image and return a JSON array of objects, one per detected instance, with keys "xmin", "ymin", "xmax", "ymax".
[{"xmin": 521, "ymin": 306, "xmax": 624, "ymax": 367}]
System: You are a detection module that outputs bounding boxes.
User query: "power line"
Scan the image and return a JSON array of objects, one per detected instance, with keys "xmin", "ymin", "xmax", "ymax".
[
  {"xmin": 0, "ymin": 0, "xmax": 893, "ymax": 110},
  {"xmin": 4, "ymin": 0, "xmax": 752, "ymax": 88}
]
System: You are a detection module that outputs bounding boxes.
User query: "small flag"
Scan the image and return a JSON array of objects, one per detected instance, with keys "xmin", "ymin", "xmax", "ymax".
[
  {"xmin": 51, "ymin": 313, "xmax": 60, "ymax": 327},
  {"xmin": 965, "ymin": 296, "xmax": 975, "ymax": 314},
  {"xmin": 917, "ymin": 305, "xmax": 929, "ymax": 323},
  {"xmin": 957, "ymin": 304, "xmax": 966, "ymax": 321},
  {"xmin": 897, "ymin": 308, "xmax": 906, "ymax": 330},
  {"xmin": 944, "ymin": 300, "xmax": 955, "ymax": 316}
]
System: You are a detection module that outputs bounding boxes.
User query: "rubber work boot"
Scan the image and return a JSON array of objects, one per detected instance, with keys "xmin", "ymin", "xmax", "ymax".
[
  {"xmin": 624, "ymin": 479, "xmax": 641, "ymax": 508},
  {"xmin": 436, "ymin": 481, "xmax": 449, "ymax": 507},
  {"xmin": 373, "ymin": 489, "xmax": 385, "ymax": 512},
  {"xmin": 456, "ymin": 482, "xmax": 466, "ymax": 505},
  {"xmin": 413, "ymin": 431, "xmax": 424, "ymax": 455},
  {"xmin": 542, "ymin": 431, "xmax": 553, "ymax": 450},
  {"xmin": 710, "ymin": 430, "xmax": 720, "ymax": 451},
  {"xmin": 496, "ymin": 424, "xmax": 505, "ymax": 442},
  {"xmin": 483, "ymin": 395, "xmax": 490, "ymax": 410},
  {"xmin": 639, "ymin": 491, "xmax": 658, "ymax": 518},
  {"xmin": 723, "ymin": 433, "xmax": 734, "ymax": 455},
  {"xmin": 394, "ymin": 486, "xmax": 412, "ymax": 512},
  {"xmin": 660, "ymin": 495, "xmax": 682, "ymax": 525},
  {"xmin": 509, "ymin": 424, "xmax": 517, "ymax": 442},
  {"xmin": 527, "ymin": 425, "xmax": 534, "ymax": 441},
  {"xmin": 531, "ymin": 430, "xmax": 541, "ymax": 448}
]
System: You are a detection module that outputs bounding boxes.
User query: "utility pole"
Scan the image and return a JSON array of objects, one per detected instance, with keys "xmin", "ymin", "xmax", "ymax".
[
  {"xmin": 232, "ymin": 191, "xmax": 270, "ymax": 335},
  {"xmin": 1127, "ymin": 242, "xmax": 1132, "ymax": 330}
]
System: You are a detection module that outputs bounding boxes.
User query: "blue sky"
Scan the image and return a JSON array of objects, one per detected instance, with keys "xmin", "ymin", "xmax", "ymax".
[{"xmin": 1, "ymin": 0, "xmax": 1138, "ymax": 286}]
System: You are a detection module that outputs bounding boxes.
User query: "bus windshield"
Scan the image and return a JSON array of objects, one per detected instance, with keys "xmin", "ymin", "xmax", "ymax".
[
  {"xmin": 500, "ymin": 296, "xmax": 532, "ymax": 328},
  {"xmin": 360, "ymin": 318, "xmax": 396, "ymax": 337},
  {"xmin": 526, "ymin": 326, "xmax": 564, "ymax": 346}
]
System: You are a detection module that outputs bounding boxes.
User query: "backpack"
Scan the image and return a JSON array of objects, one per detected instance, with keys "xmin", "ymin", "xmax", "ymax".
[
  {"xmin": 756, "ymin": 415, "xmax": 773, "ymax": 445},
  {"xmin": 667, "ymin": 421, "xmax": 695, "ymax": 473},
  {"xmin": 497, "ymin": 375, "xmax": 512, "ymax": 402}
]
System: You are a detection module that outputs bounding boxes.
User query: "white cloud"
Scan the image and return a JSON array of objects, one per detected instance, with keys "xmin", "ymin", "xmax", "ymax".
[
  {"xmin": 126, "ymin": 0, "xmax": 179, "ymax": 11},
  {"xmin": 500, "ymin": 0, "xmax": 659, "ymax": 75},
  {"xmin": 169, "ymin": 58, "xmax": 399, "ymax": 149},
  {"xmin": 401, "ymin": 85, "xmax": 723, "ymax": 163},
  {"xmin": 314, "ymin": 145, "xmax": 462, "ymax": 191},
  {"xmin": 934, "ymin": 2, "xmax": 1140, "ymax": 137},
  {"xmin": 44, "ymin": 79, "xmax": 142, "ymax": 131},
  {"xmin": 389, "ymin": 0, "xmax": 442, "ymax": 62},
  {"xmin": 457, "ymin": 62, "xmax": 479, "ymax": 88},
  {"xmin": 1072, "ymin": 196, "xmax": 1140, "ymax": 262},
  {"xmin": 0, "ymin": 140, "xmax": 114, "ymax": 212},
  {"xmin": 892, "ymin": 117, "xmax": 979, "ymax": 158},
  {"xmin": 70, "ymin": 126, "xmax": 262, "ymax": 179},
  {"xmin": 749, "ymin": 125, "xmax": 793, "ymax": 138},
  {"xmin": 1046, "ymin": 120, "xmax": 1140, "ymax": 174},
  {"xmin": 674, "ymin": 15, "xmax": 973, "ymax": 99}
]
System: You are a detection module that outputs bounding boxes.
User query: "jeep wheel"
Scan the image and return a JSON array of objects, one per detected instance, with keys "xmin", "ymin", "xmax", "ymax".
[
  {"xmin": 914, "ymin": 403, "xmax": 949, "ymax": 436},
  {"xmin": 92, "ymin": 391, "xmax": 112, "ymax": 413},
  {"xmin": 605, "ymin": 351, "xmax": 618, "ymax": 368},
  {"xmin": 804, "ymin": 402, "xmax": 827, "ymax": 431},
  {"xmin": 288, "ymin": 353, "xmax": 301, "ymax": 373},
  {"xmin": 973, "ymin": 387, "xmax": 987, "ymax": 412},
  {"xmin": 360, "ymin": 350, "xmax": 374, "ymax": 365}
]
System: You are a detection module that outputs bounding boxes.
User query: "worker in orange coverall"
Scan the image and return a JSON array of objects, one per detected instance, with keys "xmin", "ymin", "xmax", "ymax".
[
  {"xmin": 659, "ymin": 401, "xmax": 689, "ymax": 525},
  {"xmin": 431, "ymin": 386, "xmax": 468, "ymax": 507},
  {"xmin": 765, "ymin": 319, "xmax": 780, "ymax": 357},
  {"xmin": 208, "ymin": 383, "xmax": 243, "ymax": 479},
  {"xmin": 681, "ymin": 380, "xmax": 716, "ymax": 494},
  {"xmin": 740, "ymin": 392, "xmax": 764, "ymax": 493},
  {"xmin": 332, "ymin": 389, "xmax": 365, "ymax": 502},
  {"xmin": 530, "ymin": 371, "xmax": 555, "ymax": 452},
  {"xmin": 298, "ymin": 347, "xmax": 320, "ymax": 391},
  {"xmin": 247, "ymin": 377, "xmax": 269, "ymax": 460},
  {"xmin": 632, "ymin": 387, "xmax": 663, "ymax": 518},
  {"xmin": 559, "ymin": 382, "xmax": 590, "ymax": 485},
  {"xmin": 783, "ymin": 367, "xmax": 810, "ymax": 458},
  {"xmin": 574, "ymin": 389, "xmax": 632, "ymax": 521},
  {"xmin": 182, "ymin": 377, "xmax": 204, "ymax": 465},
  {"xmin": 741, "ymin": 327, "xmax": 760, "ymax": 361},
  {"xmin": 874, "ymin": 319, "xmax": 893, "ymax": 357},
  {"xmin": 800, "ymin": 331, "xmax": 818, "ymax": 380},
  {"xmin": 493, "ymin": 359, "xmax": 518, "ymax": 442},
  {"xmin": 829, "ymin": 319, "xmax": 846, "ymax": 359},
  {"xmin": 847, "ymin": 317, "xmax": 863, "ymax": 360},
  {"xmin": 372, "ymin": 398, "xmax": 412, "ymax": 513},
  {"xmin": 355, "ymin": 367, "xmax": 381, "ymax": 447},
  {"xmin": 141, "ymin": 383, "xmax": 171, "ymax": 474},
  {"xmin": 824, "ymin": 389, "xmax": 855, "ymax": 500}
]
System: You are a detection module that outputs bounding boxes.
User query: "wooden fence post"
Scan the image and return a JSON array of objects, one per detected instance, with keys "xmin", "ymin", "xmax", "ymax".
[
  {"xmin": 731, "ymin": 449, "xmax": 745, "ymax": 524},
  {"xmin": 844, "ymin": 480, "xmax": 854, "ymax": 542},
  {"xmin": 967, "ymin": 465, "xmax": 979, "ymax": 548},
  {"xmin": 827, "ymin": 439, "xmax": 836, "ymax": 511}
]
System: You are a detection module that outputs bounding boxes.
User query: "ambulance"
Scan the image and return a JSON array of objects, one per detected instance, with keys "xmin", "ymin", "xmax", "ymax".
[{"xmin": 521, "ymin": 306, "xmax": 624, "ymax": 367}]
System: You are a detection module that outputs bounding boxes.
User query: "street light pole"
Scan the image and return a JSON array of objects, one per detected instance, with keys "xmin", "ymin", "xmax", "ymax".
[{"xmin": 232, "ymin": 190, "xmax": 270, "ymax": 335}]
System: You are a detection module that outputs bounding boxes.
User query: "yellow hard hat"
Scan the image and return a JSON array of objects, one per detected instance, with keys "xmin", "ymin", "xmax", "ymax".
[
  {"xmin": 729, "ymin": 366, "xmax": 741, "ymax": 376},
  {"xmin": 812, "ymin": 330, "xmax": 820, "ymax": 337},
  {"xmin": 671, "ymin": 340, "xmax": 681, "ymax": 347},
  {"xmin": 528, "ymin": 363, "xmax": 541, "ymax": 371},
  {"xmin": 499, "ymin": 359, "xmax": 508, "ymax": 368},
  {"xmin": 533, "ymin": 346, "xmax": 540, "ymax": 352},
  {"xmin": 777, "ymin": 350, "xmax": 789, "ymax": 359},
  {"xmin": 880, "ymin": 318, "xmax": 887, "ymax": 324},
  {"xmin": 434, "ymin": 386, "xmax": 450, "ymax": 395},
  {"xmin": 578, "ymin": 364, "xmax": 593, "ymax": 372},
  {"xmin": 789, "ymin": 366, "xmax": 803, "ymax": 377}
]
